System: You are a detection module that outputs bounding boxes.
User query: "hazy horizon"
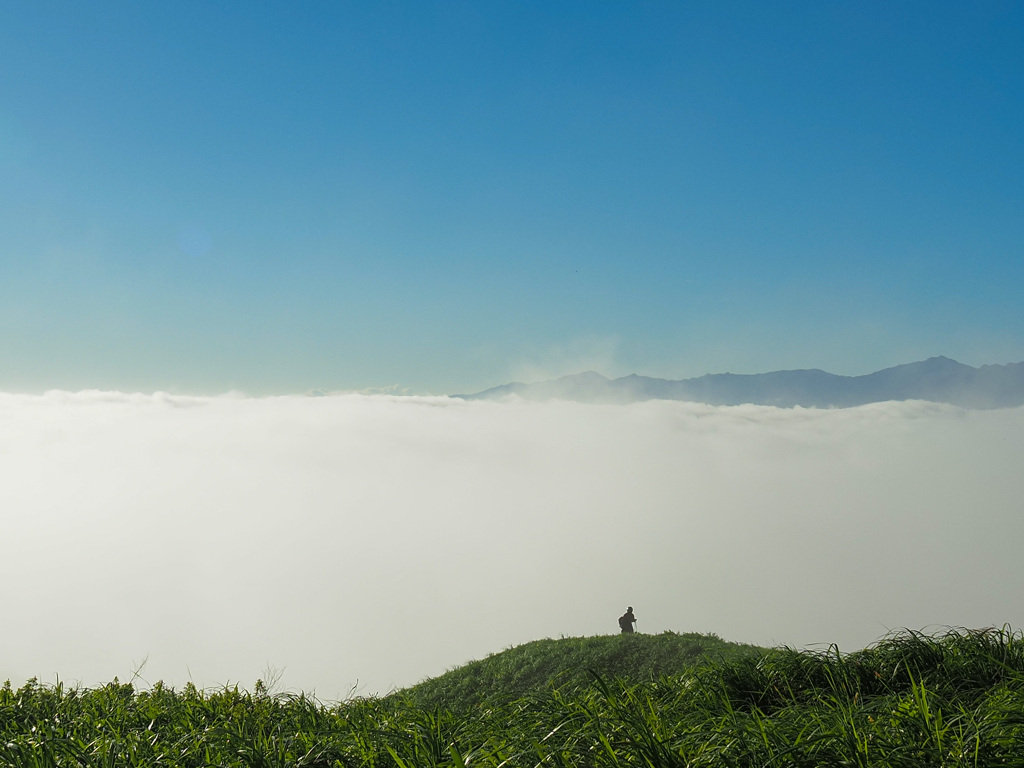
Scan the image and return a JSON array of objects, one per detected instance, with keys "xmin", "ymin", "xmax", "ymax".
[{"xmin": 2, "ymin": 352, "xmax": 1023, "ymax": 401}]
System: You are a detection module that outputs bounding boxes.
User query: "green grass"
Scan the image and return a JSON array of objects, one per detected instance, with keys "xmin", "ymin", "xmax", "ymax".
[
  {"xmin": 398, "ymin": 631, "xmax": 766, "ymax": 710},
  {"xmin": 3, "ymin": 627, "xmax": 1024, "ymax": 766}
]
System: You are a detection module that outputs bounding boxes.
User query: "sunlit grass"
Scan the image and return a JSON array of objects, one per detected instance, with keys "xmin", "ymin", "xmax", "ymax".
[{"xmin": 3, "ymin": 628, "xmax": 1024, "ymax": 766}]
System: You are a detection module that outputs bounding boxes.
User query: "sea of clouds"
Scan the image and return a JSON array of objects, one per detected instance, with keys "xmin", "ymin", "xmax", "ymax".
[{"xmin": 1, "ymin": 391, "xmax": 1021, "ymax": 700}]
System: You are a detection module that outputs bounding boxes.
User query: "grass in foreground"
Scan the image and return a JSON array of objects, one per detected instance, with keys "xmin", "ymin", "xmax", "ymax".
[{"xmin": 3, "ymin": 627, "xmax": 1024, "ymax": 766}]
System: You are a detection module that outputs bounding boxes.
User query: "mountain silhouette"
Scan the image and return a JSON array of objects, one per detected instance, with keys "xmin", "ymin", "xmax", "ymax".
[{"xmin": 456, "ymin": 357, "xmax": 1024, "ymax": 408}]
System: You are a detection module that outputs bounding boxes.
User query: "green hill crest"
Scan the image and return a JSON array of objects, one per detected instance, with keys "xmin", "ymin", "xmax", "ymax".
[{"xmin": 397, "ymin": 631, "xmax": 766, "ymax": 710}]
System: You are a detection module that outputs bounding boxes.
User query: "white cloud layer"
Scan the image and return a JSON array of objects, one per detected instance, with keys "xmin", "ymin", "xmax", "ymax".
[{"xmin": 1, "ymin": 392, "xmax": 1021, "ymax": 699}]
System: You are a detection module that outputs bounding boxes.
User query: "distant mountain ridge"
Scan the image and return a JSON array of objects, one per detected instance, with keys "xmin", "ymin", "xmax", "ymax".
[{"xmin": 457, "ymin": 357, "xmax": 1024, "ymax": 408}]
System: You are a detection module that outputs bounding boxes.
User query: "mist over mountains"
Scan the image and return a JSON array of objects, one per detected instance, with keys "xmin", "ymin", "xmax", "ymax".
[{"xmin": 459, "ymin": 357, "xmax": 1024, "ymax": 409}]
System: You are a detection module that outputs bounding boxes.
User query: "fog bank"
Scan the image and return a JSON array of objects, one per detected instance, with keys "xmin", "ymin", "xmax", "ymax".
[{"xmin": 1, "ymin": 392, "xmax": 1021, "ymax": 699}]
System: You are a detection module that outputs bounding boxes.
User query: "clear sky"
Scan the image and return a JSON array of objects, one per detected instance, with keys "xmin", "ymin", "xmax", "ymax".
[{"xmin": 2, "ymin": 1, "xmax": 1022, "ymax": 394}]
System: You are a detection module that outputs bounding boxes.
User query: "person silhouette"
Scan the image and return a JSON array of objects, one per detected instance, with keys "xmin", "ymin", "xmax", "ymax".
[{"xmin": 618, "ymin": 606, "xmax": 636, "ymax": 634}]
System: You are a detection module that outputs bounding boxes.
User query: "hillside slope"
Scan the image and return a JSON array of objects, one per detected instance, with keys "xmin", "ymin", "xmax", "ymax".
[{"xmin": 397, "ymin": 632, "xmax": 767, "ymax": 710}]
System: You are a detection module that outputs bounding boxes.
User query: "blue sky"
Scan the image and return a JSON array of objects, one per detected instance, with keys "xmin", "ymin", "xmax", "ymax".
[{"xmin": 1, "ymin": 1, "xmax": 1022, "ymax": 394}]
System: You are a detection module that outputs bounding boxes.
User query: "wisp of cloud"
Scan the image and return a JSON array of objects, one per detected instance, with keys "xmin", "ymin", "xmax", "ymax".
[{"xmin": 1, "ymin": 392, "xmax": 1021, "ymax": 699}]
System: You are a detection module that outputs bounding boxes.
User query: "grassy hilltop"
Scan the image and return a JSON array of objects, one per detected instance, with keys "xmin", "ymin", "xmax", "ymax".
[
  {"xmin": 399, "ymin": 631, "xmax": 766, "ymax": 710},
  {"xmin": 4, "ymin": 628, "xmax": 1024, "ymax": 765}
]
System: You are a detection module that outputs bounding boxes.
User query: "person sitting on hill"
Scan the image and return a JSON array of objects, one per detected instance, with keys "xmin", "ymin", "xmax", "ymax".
[{"xmin": 618, "ymin": 606, "xmax": 636, "ymax": 634}]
